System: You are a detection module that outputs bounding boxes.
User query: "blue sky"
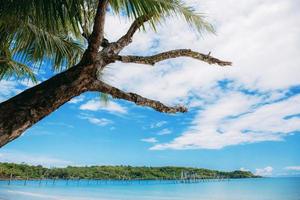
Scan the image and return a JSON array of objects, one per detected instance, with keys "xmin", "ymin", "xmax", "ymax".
[{"xmin": 1, "ymin": 0, "xmax": 300, "ymax": 177}]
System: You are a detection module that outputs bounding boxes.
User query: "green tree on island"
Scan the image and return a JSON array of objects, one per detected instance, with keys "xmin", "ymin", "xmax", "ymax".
[
  {"xmin": 0, "ymin": 0, "xmax": 231, "ymax": 147},
  {"xmin": 0, "ymin": 162, "xmax": 257, "ymax": 180}
]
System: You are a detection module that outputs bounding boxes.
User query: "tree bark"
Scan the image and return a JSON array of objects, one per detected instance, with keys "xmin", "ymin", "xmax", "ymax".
[
  {"xmin": 0, "ymin": 63, "xmax": 97, "ymax": 147},
  {"xmin": 83, "ymin": 0, "xmax": 108, "ymax": 62},
  {"xmin": 90, "ymin": 80, "xmax": 187, "ymax": 113}
]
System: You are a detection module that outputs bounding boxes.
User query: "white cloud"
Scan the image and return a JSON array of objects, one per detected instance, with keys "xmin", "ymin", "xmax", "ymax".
[
  {"xmin": 157, "ymin": 128, "xmax": 172, "ymax": 135},
  {"xmin": 240, "ymin": 167, "xmax": 250, "ymax": 172},
  {"xmin": 103, "ymin": 1, "xmax": 300, "ymax": 97},
  {"xmin": 0, "ymin": 150, "xmax": 71, "ymax": 167},
  {"xmin": 141, "ymin": 137, "xmax": 158, "ymax": 143},
  {"xmin": 0, "ymin": 78, "xmax": 40, "ymax": 102},
  {"xmin": 103, "ymin": 0, "xmax": 300, "ymax": 104},
  {"xmin": 78, "ymin": 114, "xmax": 112, "ymax": 126},
  {"xmin": 285, "ymin": 166, "xmax": 300, "ymax": 171},
  {"xmin": 0, "ymin": 78, "xmax": 41, "ymax": 103},
  {"xmin": 0, "ymin": 80, "xmax": 22, "ymax": 102},
  {"xmin": 150, "ymin": 121, "xmax": 167, "ymax": 129},
  {"xmin": 88, "ymin": 117, "xmax": 111, "ymax": 126},
  {"xmin": 255, "ymin": 166, "xmax": 273, "ymax": 176},
  {"xmin": 68, "ymin": 95, "xmax": 85, "ymax": 104},
  {"xmin": 45, "ymin": 122, "xmax": 74, "ymax": 128},
  {"xmin": 151, "ymin": 93, "xmax": 300, "ymax": 150},
  {"xmin": 80, "ymin": 100, "xmax": 127, "ymax": 114},
  {"xmin": 19, "ymin": 79, "xmax": 39, "ymax": 88}
]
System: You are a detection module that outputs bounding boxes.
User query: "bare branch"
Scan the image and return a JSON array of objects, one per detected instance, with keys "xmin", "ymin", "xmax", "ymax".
[
  {"xmin": 89, "ymin": 81, "xmax": 187, "ymax": 113},
  {"xmin": 115, "ymin": 49, "xmax": 232, "ymax": 66},
  {"xmin": 107, "ymin": 15, "xmax": 152, "ymax": 54}
]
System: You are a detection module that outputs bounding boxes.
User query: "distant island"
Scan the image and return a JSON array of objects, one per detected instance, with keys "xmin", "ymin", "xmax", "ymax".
[{"xmin": 0, "ymin": 162, "xmax": 260, "ymax": 180}]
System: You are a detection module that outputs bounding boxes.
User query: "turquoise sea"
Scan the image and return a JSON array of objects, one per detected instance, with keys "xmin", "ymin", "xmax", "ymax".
[{"xmin": 0, "ymin": 178, "xmax": 299, "ymax": 200}]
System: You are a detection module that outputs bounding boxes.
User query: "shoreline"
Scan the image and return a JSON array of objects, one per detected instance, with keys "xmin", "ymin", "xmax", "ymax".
[{"xmin": 0, "ymin": 177, "xmax": 262, "ymax": 181}]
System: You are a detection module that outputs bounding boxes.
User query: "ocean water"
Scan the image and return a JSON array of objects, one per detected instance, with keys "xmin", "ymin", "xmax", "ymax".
[{"xmin": 0, "ymin": 178, "xmax": 299, "ymax": 200}]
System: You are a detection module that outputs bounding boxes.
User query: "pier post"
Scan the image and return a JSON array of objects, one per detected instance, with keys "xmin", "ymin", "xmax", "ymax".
[
  {"xmin": 8, "ymin": 173, "xmax": 12, "ymax": 185},
  {"xmin": 24, "ymin": 176, "xmax": 28, "ymax": 186}
]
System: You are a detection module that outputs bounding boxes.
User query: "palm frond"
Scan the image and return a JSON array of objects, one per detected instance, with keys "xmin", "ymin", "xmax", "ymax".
[
  {"xmin": 0, "ymin": 48, "xmax": 37, "ymax": 82},
  {"xmin": 0, "ymin": 0, "xmax": 86, "ymax": 80},
  {"xmin": 0, "ymin": 0, "xmax": 86, "ymax": 35},
  {"xmin": 1, "ymin": 17, "xmax": 84, "ymax": 73},
  {"xmin": 13, "ymin": 21, "xmax": 84, "ymax": 71},
  {"xmin": 100, "ymin": 92, "xmax": 110, "ymax": 105},
  {"xmin": 109, "ymin": 0, "xmax": 214, "ymax": 34}
]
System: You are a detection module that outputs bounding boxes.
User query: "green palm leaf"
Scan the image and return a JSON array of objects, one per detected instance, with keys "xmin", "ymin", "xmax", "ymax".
[
  {"xmin": 13, "ymin": 21, "xmax": 84, "ymax": 71},
  {"xmin": 109, "ymin": 0, "xmax": 215, "ymax": 33},
  {"xmin": 0, "ymin": 48, "xmax": 37, "ymax": 82}
]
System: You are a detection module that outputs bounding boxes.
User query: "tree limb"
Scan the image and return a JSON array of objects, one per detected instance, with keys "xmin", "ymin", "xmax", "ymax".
[
  {"xmin": 107, "ymin": 15, "xmax": 152, "ymax": 54},
  {"xmin": 85, "ymin": 0, "xmax": 109, "ymax": 60},
  {"xmin": 115, "ymin": 49, "xmax": 232, "ymax": 66},
  {"xmin": 89, "ymin": 81, "xmax": 187, "ymax": 113}
]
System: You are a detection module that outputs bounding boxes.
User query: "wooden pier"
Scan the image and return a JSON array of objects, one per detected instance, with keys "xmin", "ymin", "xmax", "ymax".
[{"xmin": 2, "ymin": 170, "xmax": 230, "ymax": 186}]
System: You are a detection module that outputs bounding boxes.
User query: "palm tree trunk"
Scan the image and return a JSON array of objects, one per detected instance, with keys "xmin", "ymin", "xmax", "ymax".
[{"xmin": 0, "ymin": 64, "xmax": 96, "ymax": 147}]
